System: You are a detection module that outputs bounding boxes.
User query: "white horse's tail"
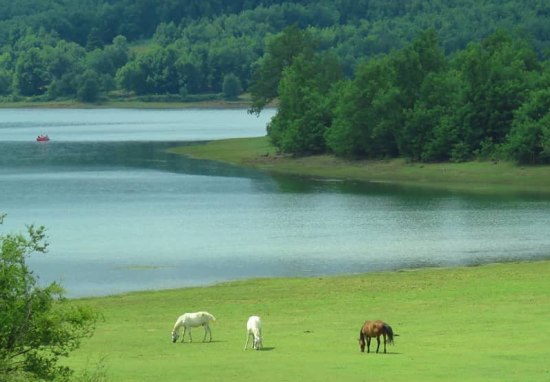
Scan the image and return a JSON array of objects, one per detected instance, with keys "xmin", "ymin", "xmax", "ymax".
[{"xmin": 203, "ymin": 312, "xmax": 216, "ymax": 322}]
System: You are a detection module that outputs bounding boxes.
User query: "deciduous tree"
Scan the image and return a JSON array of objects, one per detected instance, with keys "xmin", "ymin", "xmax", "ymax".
[
  {"xmin": 0, "ymin": 215, "xmax": 99, "ymax": 381},
  {"xmin": 248, "ymin": 24, "xmax": 315, "ymax": 115},
  {"xmin": 222, "ymin": 72, "xmax": 242, "ymax": 99}
]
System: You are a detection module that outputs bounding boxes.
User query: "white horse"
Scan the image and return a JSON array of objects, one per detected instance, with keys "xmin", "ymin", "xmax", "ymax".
[
  {"xmin": 171, "ymin": 312, "xmax": 216, "ymax": 343},
  {"xmin": 244, "ymin": 316, "xmax": 263, "ymax": 350}
]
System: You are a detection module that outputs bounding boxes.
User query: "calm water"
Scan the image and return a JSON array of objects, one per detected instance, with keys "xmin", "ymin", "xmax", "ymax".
[{"xmin": 1, "ymin": 108, "xmax": 550, "ymax": 297}]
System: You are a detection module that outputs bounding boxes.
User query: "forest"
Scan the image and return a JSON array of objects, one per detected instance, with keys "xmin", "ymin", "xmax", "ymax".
[
  {"xmin": 260, "ymin": 26, "xmax": 550, "ymax": 164},
  {"xmin": 1, "ymin": 0, "xmax": 550, "ymax": 163}
]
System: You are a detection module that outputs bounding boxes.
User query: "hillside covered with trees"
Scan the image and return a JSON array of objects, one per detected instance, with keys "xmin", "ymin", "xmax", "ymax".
[
  {"xmin": 257, "ymin": 26, "xmax": 550, "ymax": 164},
  {"xmin": 1, "ymin": 0, "xmax": 550, "ymax": 163},
  {"xmin": 1, "ymin": 0, "xmax": 550, "ymax": 101}
]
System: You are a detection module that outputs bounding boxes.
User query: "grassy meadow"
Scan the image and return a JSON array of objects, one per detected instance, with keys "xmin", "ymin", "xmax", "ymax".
[
  {"xmin": 68, "ymin": 261, "xmax": 550, "ymax": 382},
  {"xmin": 169, "ymin": 136, "xmax": 550, "ymax": 196}
]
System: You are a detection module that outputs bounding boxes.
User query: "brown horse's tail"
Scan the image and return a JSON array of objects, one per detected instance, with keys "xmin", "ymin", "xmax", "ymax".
[
  {"xmin": 383, "ymin": 323, "xmax": 395, "ymax": 345},
  {"xmin": 358, "ymin": 328, "xmax": 365, "ymax": 351}
]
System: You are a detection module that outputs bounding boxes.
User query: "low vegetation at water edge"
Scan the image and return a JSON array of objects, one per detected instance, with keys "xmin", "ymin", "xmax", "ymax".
[{"xmin": 169, "ymin": 136, "xmax": 550, "ymax": 196}]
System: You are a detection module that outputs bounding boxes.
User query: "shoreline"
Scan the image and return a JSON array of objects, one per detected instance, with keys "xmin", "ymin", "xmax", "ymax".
[
  {"xmin": 0, "ymin": 98, "xmax": 279, "ymax": 109},
  {"xmin": 74, "ymin": 257, "xmax": 549, "ymax": 300},
  {"xmin": 0, "ymin": 100, "xmax": 257, "ymax": 109},
  {"xmin": 169, "ymin": 136, "xmax": 550, "ymax": 197}
]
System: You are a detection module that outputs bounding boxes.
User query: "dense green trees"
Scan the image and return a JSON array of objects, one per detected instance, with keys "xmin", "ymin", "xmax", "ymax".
[
  {"xmin": 2, "ymin": 0, "xmax": 550, "ymax": 105},
  {"xmin": 14, "ymin": 48, "xmax": 49, "ymax": 96},
  {"xmin": 506, "ymin": 88, "xmax": 550, "ymax": 163},
  {"xmin": 267, "ymin": 27, "xmax": 550, "ymax": 164},
  {"xmin": 222, "ymin": 73, "xmax": 242, "ymax": 99},
  {"xmin": 267, "ymin": 52, "xmax": 342, "ymax": 154},
  {"xmin": 249, "ymin": 25, "xmax": 316, "ymax": 115},
  {"xmin": 0, "ymin": 30, "xmax": 128, "ymax": 101},
  {"xmin": 76, "ymin": 70, "xmax": 101, "ymax": 102},
  {"xmin": 325, "ymin": 30, "xmax": 449, "ymax": 159},
  {"xmin": 2, "ymin": 0, "xmax": 550, "ymax": 163},
  {"xmin": 326, "ymin": 54, "xmax": 399, "ymax": 158}
]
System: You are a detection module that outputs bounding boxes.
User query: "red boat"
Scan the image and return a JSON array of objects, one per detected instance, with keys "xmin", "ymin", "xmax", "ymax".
[{"xmin": 36, "ymin": 135, "xmax": 50, "ymax": 142}]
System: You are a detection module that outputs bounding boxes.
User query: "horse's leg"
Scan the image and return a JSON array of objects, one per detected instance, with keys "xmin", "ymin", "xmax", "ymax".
[
  {"xmin": 204, "ymin": 324, "xmax": 212, "ymax": 342},
  {"xmin": 383, "ymin": 333, "xmax": 387, "ymax": 353},
  {"xmin": 366, "ymin": 337, "xmax": 371, "ymax": 353},
  {"xmin": 188, "ymin": 327, "xmax": 193, "ymax": 343},
  {"xmin": 181, "ymin": 327, "xmax": 187, "ymax": 343},
  {"xmin": 259, "ymin": 329, "xmax": 263, "ymax": 349},
  {"xmin": 376, "ymin": 336, "xmax": 381, "ymax": 353},
  {"xmin": 244, "ymin": 332, "xmax": 250, "ymax": 350}
]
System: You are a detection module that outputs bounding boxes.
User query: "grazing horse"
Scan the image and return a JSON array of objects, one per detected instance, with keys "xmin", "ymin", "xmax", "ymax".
[
  {"xmin": 358, "ymin": 320, "xmax": 395, "ymax": 353},
  {"xmin": 171, "ymin": 312, "xmax": 216, "ymax": 343},
  {"xmin": 244, "ymin": 316, "xmax": 263, "ymax": 350}
]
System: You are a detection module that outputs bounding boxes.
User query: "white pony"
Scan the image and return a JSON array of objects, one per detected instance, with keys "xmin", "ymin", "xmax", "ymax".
[
  {"xmin": 244, "ymin": 316, "xmax": 263, "ymax": 350},
  {"xmin": 171, "ymin": 311, "xmax": 216, "ymax": 343}
]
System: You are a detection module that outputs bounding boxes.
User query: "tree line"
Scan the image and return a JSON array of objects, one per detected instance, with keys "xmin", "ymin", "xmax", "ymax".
[
  {"xmin": 2, "ymin": 0, "xmax": 550, "ymax": 103},
  {"xmin": 255, "ymin": 26, "xmax": 550, "ymax": 164}
]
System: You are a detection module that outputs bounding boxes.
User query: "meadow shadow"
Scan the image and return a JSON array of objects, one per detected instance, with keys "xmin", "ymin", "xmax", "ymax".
[
  {"xmin": 259, "ymin": 347, "xmax": 275, "ymax": 351},
  {"xmin": 362, "ymin": 352, "xmax": 402, "ymax": 355}
]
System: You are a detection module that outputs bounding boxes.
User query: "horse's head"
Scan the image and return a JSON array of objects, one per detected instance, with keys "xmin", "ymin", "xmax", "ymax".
[
  {"xmin": 358, "ymin": 337, "xmax": 365, "ymax": 352},
  {"xmin": 253, "ymin": 336, "xmax": 262, "ymax": 350},
  {"xmin": 171, "ymin": 331, "xmax": 179, "ymax": 343}
]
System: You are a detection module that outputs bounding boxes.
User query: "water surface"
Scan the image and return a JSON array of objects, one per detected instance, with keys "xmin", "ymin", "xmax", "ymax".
[{"xmin": 1, "ymin": 108, "xmax": 549, "ymax": 297}]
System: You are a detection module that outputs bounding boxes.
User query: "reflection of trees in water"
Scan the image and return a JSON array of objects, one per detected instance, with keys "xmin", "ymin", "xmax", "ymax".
[
  {"xmin": 6, "ymin": 140, "xmax": 546, "ymax": 203},
  {"xmin": 251, "ymin": 171, "xmax": 550, "ymax": 281},
  {"xmin": 0, "ymin": 141, "xmax": 269, "ymax": 179}
]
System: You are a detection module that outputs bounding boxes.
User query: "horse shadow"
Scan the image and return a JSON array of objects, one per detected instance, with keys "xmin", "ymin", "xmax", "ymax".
[
  {"xmin": 259, "ymin": 347, "xmax": 275, "ymax": 351},
  {"xmin": 362, "ymin": 351, "xmax": 402, "ymax": 355}
]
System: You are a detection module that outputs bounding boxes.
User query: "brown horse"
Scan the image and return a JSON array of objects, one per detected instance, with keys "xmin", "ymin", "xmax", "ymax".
[{"xmin": 358, "ymin": 320, "xmax": 395, "ymax": 353}]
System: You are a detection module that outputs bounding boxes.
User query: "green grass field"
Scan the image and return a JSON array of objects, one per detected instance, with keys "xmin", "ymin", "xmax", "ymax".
[
  {"xmin": 68, "ymin": 261, "xmax": 550, "ymax": 382},
  {"xmin": 169, "ymin": 136, "xmax": 550, "ymax": 196}
]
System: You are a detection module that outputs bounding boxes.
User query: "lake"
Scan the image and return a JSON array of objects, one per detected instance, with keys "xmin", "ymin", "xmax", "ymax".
[{"xmin": 1, "ymin": 108, "xmax": 550, "ymax": 297}]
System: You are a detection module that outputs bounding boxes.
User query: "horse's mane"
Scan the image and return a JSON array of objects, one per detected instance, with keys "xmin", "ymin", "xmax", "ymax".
[
  {"xmin": 382, "ymin": 323, "xmax": 395, "ymax": 344},
  {"xmin": 172, "ymin": 315, "xmax": 184, "ymax": 332}
]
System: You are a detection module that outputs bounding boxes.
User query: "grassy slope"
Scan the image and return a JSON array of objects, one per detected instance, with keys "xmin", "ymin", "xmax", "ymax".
[
  {"xmin": 169, "ymin": 136, "xmax": 550, "ymax": 195},
  {"xmin": 128, "ymin": 39, "xmax": 160, "ymax": 55},
  {"xmin": 69, "ymin": 261, "xmax": 550, "ymax": 382}
]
